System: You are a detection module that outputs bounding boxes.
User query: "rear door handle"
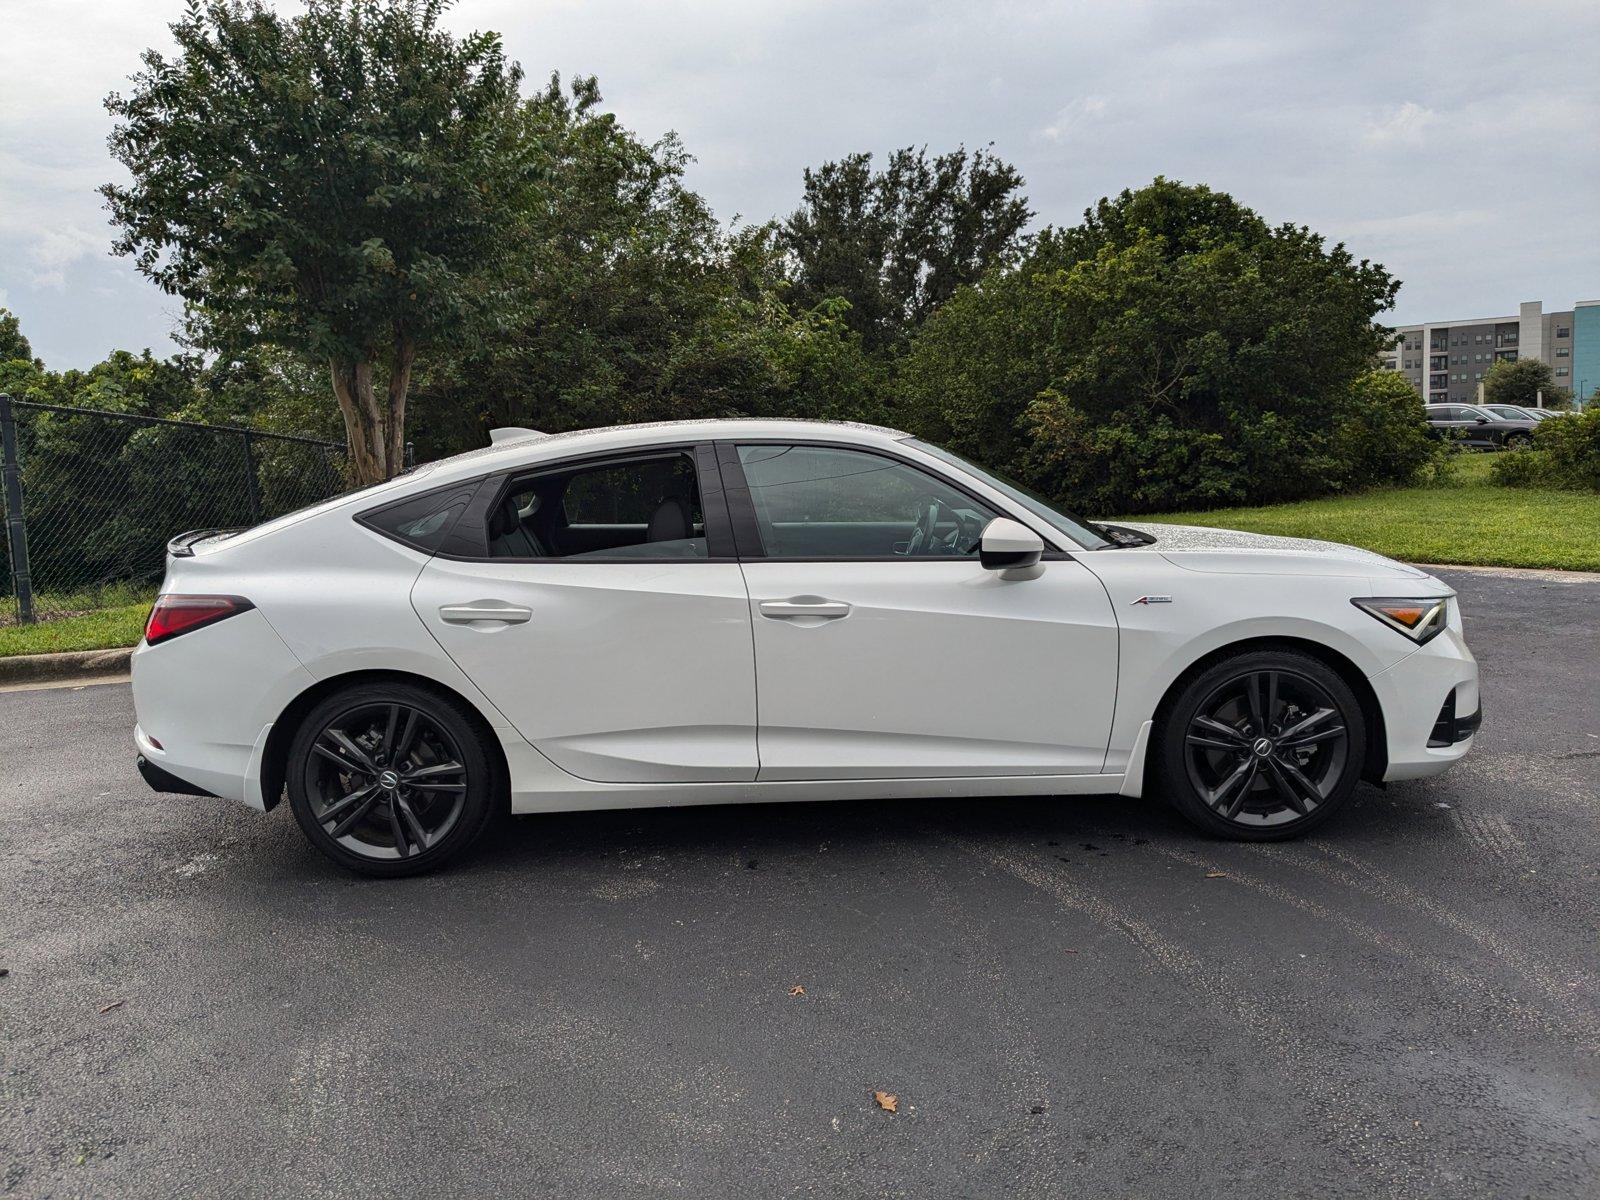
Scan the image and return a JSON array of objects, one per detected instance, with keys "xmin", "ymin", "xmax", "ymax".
[
  {"xmin": 758, "ymin": 598, "xmax": 851, "ymax": 620},
  {"xmin": 439, "ymin": 602, "xmax": 533, "ymax": 625}
]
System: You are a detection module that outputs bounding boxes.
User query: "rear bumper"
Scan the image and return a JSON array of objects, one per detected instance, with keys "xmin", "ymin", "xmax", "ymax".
[
  {"xmin": 136, "ymin": 752, "xmax": 218, "ymax": 798},
  {"xmin": 131, "ymin": 607, "xmax": 313, "ymax": 811}
]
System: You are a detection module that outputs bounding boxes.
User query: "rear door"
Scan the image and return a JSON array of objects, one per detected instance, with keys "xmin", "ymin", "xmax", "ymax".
[
  {"xmin": 722, "ymin": 441, "xmax": 1120, "ymax": 780},
  {"xmin": 411, "ymin": 444, "xmax": 759, "ymax": 783}
]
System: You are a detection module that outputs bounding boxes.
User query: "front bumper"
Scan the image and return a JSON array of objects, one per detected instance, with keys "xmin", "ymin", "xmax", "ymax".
[{"xmin": 1367, "ymin": 625, "xmax": 1480, "ymax": 781}]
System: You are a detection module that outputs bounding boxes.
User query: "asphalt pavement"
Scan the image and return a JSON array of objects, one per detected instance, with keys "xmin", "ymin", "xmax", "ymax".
[{"xmin": 2, "ymin": 567, "xmax": 1597, "ymax": 1198}]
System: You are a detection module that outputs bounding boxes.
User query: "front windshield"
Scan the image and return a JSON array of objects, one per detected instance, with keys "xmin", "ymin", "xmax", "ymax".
[{"xmin": 907, "ymin": 439, "xmax": 1112, "ymax": 550}]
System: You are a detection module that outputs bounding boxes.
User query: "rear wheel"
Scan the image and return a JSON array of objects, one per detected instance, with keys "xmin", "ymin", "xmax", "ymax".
[
  {"xmin": 286, "ymin": 682, "xmax": 498, "ymax": 876},
  {"xmin": 1153, "ymin": 649, "xmax": 1366, "ymax": 840}
]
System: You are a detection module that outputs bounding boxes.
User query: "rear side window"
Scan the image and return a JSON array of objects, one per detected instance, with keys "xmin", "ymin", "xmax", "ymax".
[
  {"xmin": 490, "ymin": 452, "xmax": 708, "ymax": 560},
  {"xmin": 359, "ymin": 483, "xmax": 478, "ymax": 553}
]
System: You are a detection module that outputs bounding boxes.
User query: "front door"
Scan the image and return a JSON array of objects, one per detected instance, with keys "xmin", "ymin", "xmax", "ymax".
[
  {"xmin": 412, "ymin": 446, "xmax": 758, "ymax": 784},
  {"xmin": 725, "ymin": 442, "xmax": 1120, "ymax": 780}
]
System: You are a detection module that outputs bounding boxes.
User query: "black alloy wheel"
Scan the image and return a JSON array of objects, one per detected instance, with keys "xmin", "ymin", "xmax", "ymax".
[
  {"xmin": 286, "ymin": 682, "xmax": 497, "ymax": 875},
  {"xmin": 1156, "ymin": 650, "xmax": 1367, "ymax": 840}
]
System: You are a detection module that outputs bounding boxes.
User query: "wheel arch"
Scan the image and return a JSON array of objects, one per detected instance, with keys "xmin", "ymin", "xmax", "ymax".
[
  {"xmin": 259, "ymin": 669, "xmax": 511, "ymax": 812},
  {"xmin": 1151, "ymin": 636, "xmax": 1388, "ymax": 784}
]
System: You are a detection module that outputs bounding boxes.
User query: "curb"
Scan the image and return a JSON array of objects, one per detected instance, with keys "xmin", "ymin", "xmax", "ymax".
[
  {"xmin": 1416, "ymin": 563, "xmax": 1600, "ymax": 582},
  {"xmin": 0, "ymin": 646, "xmax": 134, "ymax": 686}
]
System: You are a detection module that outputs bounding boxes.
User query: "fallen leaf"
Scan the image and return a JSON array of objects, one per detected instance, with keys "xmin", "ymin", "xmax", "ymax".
[
  {"xmin": 98, "ymin": 1000, "xmax": 124, "ymax": 1014},
  {"xmin": 788, "ymin": 985, "xmax": 806, "ymax": 997},
  {"xmin": 1205, "ymin": 871, "xmax": 1227, "ymax": 879},
  {"xmin": 873, "ymin": 1091, "xmax": 898, "ymax": 1113}
]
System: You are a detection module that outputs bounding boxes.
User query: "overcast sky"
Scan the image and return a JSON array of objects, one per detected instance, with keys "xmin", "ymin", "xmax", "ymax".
[{"xmin": 2, "ymin": 0, "xmax": 1596, "ymax": 370}]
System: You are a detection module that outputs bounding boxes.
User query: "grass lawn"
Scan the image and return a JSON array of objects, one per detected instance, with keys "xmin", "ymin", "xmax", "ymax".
[
  {"xmin": 0, "ymin": 602, "xmax": 149, "ymax": 658},
  {"xmin": 1120, "ymin": 454, "xmax": 1600, "ymax": 572}
]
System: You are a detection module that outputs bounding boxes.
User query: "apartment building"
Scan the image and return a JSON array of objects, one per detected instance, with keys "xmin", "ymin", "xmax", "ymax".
[{"xmin": 1379, "ymin": 299, "xmax": 1597, "ymax": 407}]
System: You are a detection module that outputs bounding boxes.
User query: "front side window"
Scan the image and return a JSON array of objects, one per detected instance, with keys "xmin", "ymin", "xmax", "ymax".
[
  {"xmin": 490, "ymin": 453, "xmax": 707, "ymax": 559},
  {"xmin": 736, "ymin": 444, "xmax": 998, "ymax": 558}
]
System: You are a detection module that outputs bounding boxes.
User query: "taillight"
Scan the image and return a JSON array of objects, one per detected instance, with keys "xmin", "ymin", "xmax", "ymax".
[{"xmin": 144, "ymin": 595, "xmax": 255, "ymax": 646}]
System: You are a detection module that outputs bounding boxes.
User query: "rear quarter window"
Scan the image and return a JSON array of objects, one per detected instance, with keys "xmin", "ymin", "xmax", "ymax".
[{"xmin": 358, "ymin": 483, "xmax": 480, "ymax": 553}]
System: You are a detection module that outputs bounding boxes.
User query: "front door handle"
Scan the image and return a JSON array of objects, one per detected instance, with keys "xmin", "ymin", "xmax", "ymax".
[
  {"xmin": 759, "ymin": 598, "xmax": 851, "ymax": 620},
  {"xmin": 439, "ymin": 602, "xmax": 533, "ymax": 625}
]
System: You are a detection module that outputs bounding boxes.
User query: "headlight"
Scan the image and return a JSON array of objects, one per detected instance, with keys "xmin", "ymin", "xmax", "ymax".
[{"xmin": 1352, "ymin": 596, "xmax": 1452, "ymax": 644}]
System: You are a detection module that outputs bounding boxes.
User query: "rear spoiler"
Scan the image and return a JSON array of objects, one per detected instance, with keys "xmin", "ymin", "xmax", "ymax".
[{"xmin": 167, "ymin": 528, "xmax": 245, "ymax": 558}]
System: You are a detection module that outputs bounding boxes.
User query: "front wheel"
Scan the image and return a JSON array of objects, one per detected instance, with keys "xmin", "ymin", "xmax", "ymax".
[
  {"xmin": 286, "ymin": 681, "xmax": 499, "ymax": 876},
  {"xmin": 1152, "ymin": 650, "xmax": 1367, "ymax": 840}
]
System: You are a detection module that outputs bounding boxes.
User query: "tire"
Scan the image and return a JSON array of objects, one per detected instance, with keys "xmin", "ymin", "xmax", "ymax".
[
  {"xmin": 1505, "ymin": 432, "xmax": 1532, "ymax": 449},
  {"xmin": 1151, "ymin": 649, "xmax": 1367, "ymax": 841},
  {"xmin": 286, "ymin": 681, "xmax": 500, "ymax": 876}
]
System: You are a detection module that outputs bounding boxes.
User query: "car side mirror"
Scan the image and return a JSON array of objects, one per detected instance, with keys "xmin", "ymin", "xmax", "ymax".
[
  {"xmin": 1474, "ymin": 416, "xmax": 1488, "ymax": 424},
  {"xmin": 979, "ymin": 517, "xmax": 1045, "ymax": 580}
]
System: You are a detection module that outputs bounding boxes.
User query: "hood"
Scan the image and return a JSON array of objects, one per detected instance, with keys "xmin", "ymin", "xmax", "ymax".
[{"xmin": 1114, "ymin": 521, "xmax": 1429, "ymax": 581}]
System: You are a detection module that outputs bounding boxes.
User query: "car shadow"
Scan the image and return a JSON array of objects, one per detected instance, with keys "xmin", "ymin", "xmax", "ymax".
[{"xmin": 462, "ymin": 782, "xmax": 1425, "ymax": 876}]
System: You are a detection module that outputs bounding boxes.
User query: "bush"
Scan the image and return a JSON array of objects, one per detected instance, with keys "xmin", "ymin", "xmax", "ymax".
[
  {"xmin": 894, "ymin": 179, "xmax": 1405, "ymax": 514},
  {"xmin": 1492, "ymin": 408, "xmax": 1600, "ymax": 491},
  {"xmin": 1328, "ymin": 371, "xmax": 1438, "ymax": 491}
]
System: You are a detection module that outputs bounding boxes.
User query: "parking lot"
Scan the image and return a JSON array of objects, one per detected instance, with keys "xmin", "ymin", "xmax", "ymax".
[{"xmin": 2, "ymin": 566, "xmax": 1597, "ymax": 1198}]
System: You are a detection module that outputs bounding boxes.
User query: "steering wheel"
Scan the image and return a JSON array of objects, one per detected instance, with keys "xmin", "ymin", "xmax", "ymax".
[{"xmin": 904, "ymin": 498, "xmax": 947, "ymax": 557}]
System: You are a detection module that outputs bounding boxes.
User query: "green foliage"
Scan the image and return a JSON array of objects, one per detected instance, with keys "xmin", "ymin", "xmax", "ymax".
[
  {"xmin": 0, "ymin": 311, "xmax": 339, "ymax": 604},
  {"xmin": 896, "ymin": 178, "xmax": 1402, "ymax": 513},
  {"xmin": 0, "ymin": 601, "xmax": 151, "ymax": 656},
  {"xmin": 407, "ymin": 80, "xmax": 887, "ymax": 456},
  {"xmin": 103, "ymin": 0, "xmax": 532, "ymax": 481},
  {"xmin": 1491, "ymin": 407, "xmax": 1600, "ymax": 491},
  {"xmin": 1331, "ymin": 370, "xmax": 1440, "ymax": 491},
  {"xmin": 0, "ymin": 308, "xmax": 34, "ymax": 365},
  {"xmin": 779, "ymin": 145, "xmax": 1032, "ymax": 353},
  {"xmin": 1482, "ymin": 357, "xmax": 1573, "ymax": 410}
]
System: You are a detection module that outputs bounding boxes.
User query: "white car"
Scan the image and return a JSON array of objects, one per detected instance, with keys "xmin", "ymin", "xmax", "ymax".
[{"xmin": 132, "ymin": 419, "xmax": 1479, "ymax": 875}]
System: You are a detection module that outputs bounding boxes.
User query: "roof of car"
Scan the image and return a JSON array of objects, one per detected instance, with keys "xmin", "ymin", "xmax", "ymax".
[{"xmin": 419, "ymin": 417, "xmax": 912, "ymax": 480}]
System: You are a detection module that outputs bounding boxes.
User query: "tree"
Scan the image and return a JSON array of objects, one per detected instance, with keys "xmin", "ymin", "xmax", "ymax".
[
  {"xmin": 103, "ymin": 0, "xmax": 532, "ymax": 484},
  {"xmin": 407, "ymin": 78, "xmax": 890, "ymax": 457},
  {"xmin": 897, "ymin": 179, "xmax": 1410, "ymax": 513},
  {"xmin": 779, "ymin": 145, "xmax": 1032, "ymax": 353},
  {"xmin": 1482, "ymin": 357, "xmax": 1572, "ymax": 410},
  {"xmin": 0, "ymin": 308, "xmax": 34, "ymax": 365}
]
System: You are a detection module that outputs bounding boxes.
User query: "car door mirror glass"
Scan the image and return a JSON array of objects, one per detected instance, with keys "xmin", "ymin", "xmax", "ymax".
[{"xmin": 979, "ymin": 517, "xmax": 1045, "ymax": 579}]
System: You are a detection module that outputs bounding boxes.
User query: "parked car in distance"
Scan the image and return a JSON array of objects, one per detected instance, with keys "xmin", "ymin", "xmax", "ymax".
[
  {"xmin": 1482, "ymin": 404, "xmax": 1548, "ymax": 423},
  {"xmin": 1423, "ymin": 403, "xmax": 1538, "ymax": 448},
  {"xmin": 132, "ymin": 419, "xmax": 1480, "ymax": 876}
]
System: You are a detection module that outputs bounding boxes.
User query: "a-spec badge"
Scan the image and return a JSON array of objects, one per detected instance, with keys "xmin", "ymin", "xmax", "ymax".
[{"xmin": 1131, "ymin": 595, "xmax": 1173, "ymax": 605}]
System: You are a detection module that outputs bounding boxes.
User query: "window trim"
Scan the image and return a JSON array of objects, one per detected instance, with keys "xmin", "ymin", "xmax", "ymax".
[
  {"xmin": 714, "ymin": 438, "xmax": 1074, "ymax": 563},
  {"xmin": 426, "ymin": 441, "xmax": 739, "ymax": 564}
]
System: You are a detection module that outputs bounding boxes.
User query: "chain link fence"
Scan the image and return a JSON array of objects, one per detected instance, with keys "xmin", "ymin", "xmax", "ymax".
[{"xmin": 0, "ymin": 395, "xmax": 346, "ymax": 625}]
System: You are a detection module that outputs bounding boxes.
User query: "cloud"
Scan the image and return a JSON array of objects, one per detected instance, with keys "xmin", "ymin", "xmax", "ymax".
[
  {"xmin": 1363, "ymin": 102, "xmax": 1439, "ymax": 148},
  {"xmin": 1038, "ymin": 96, "xmax": 1110, "ymax": 144},
  {"xmin": 1, "ymin": 0, "xmax": 1598, "ymax": 365}
]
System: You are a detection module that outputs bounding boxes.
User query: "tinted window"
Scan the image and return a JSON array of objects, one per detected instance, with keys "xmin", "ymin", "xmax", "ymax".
[
  {"xmin": 491, "ymin": 453, "xmax": 707, "ymax": 560},
  {"xmin": 736, "ymin": 444, "xmax": 997, "ymax": 558},
  {"xmin": 360, "ymin": 483, "xmax": 477, "ymax": 553}
]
